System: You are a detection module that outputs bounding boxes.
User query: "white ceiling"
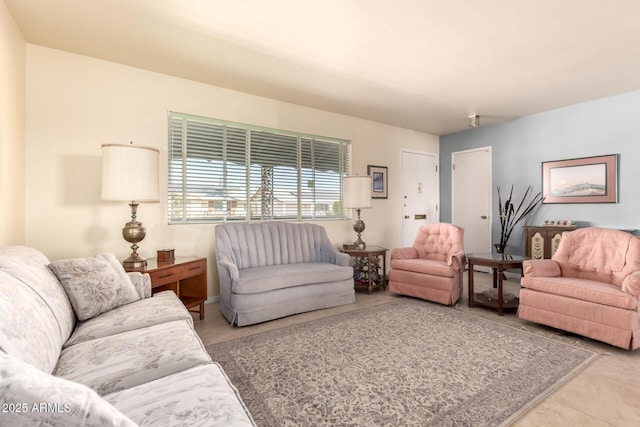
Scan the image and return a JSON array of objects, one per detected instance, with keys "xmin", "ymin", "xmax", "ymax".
[{"xmin": 6, "ymin": 0, "xmax": 640, "ymax": 135}]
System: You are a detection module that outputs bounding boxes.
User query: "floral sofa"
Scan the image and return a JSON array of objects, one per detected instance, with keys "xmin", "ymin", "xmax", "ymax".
[
  {"xmin": 519, "ymin": 227, "xmax": 640, "ymax": 350},
  {"xmin": 215, "ymin": 222, "xmax": 355, "ymax": 326},
  {"xmin": 0, "ymin": 246, "xmax": 255, "ymax": 426}
]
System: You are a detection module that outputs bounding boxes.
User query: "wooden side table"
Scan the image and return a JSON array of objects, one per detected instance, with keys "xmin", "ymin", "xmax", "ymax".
[
  {"xmin": 341, "ymin": 246, "xmax": 388, "ymax": 294},
  {"xmin": 127, "ymin": 256, "xmax": 208, "ymax": 320},
  {"xmin": 467, "ymin": 253, "xmax": 527, "ymax": 316}
]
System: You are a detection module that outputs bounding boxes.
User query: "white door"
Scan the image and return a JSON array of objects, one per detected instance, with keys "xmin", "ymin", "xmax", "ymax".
[
  {"xmin": 402, "ymin": 150, "xmax": 439, "ymax": 246},
  {"xmin": 452, "ymin": 147, "xmax": 492, "ymax": 257}
]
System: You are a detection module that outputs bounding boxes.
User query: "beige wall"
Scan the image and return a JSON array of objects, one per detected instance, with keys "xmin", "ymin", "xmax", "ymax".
[
  {"xmin": 26, "ymin": 44, "xmax": 439, "ymax": 299},
  {"xmin": 0, "ymin": 1, "xmax": 26, "ymax": 246}
]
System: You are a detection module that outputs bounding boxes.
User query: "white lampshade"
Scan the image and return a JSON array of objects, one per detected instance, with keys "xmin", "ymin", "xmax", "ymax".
[
  {"xmin": 101, "ymin": 144, "xmax": 159, "ymax": 202},
  {"xmin": 343, "ymin": 175, "xmax": 372, "ymax": 209}
]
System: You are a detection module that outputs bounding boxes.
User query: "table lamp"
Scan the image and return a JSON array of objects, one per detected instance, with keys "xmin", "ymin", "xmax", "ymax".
[
  {"xmin": 343, "ymin": 175, "xmax": 372, "ymax": 249},
  {"xmin": 101, "ymin": 143, "xmax": 159, "ymax": 269}
]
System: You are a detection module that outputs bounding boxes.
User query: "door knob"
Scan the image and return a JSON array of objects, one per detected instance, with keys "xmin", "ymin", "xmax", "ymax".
[
  {"xmin": 404, "ymin": 215, "xmax": 410, "ymax": 219},
  {"xmin": 481, "ymin": 215, "xmax": 487, "ymax": 219}
]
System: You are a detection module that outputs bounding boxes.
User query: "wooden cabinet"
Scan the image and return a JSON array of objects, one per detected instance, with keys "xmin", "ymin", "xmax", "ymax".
[
  {"xmin": 130, "ymin": 256, "xmax": 208, "ymax": 320},
  {"xmin": 524, "ymin": 226, "xmax": 576, "ymax": 259}
]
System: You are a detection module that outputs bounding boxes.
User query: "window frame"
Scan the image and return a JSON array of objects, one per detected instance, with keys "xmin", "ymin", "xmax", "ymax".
[{"xmin": 168, "ymin": 111, "xmax": 351, "ymax": 224}]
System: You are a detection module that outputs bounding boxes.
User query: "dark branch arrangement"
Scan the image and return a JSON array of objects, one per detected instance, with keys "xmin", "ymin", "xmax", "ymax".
[{"xmin": 497, "ymin": 185, "xmax": 543, "ymax": 249}]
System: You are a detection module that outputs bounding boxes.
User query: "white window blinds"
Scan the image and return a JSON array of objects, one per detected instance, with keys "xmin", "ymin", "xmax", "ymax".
[{"xmin": 168, "ymin": 112, "xmax": 351, "ymax": 223}]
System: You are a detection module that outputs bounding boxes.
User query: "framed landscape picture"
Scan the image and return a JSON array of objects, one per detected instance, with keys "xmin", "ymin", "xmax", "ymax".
[
  {"xmin": 542, "ymin": 154, "xmax": 618, "ymax": 204},
  {"xmin": 367, "ymin": 165, "xmax": 388, "ymax": 199}
]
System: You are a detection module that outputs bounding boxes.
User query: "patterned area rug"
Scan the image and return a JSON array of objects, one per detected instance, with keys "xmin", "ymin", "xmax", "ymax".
[{"xmin": 206, "ymin": 299, "xmax": 597, "ymax": 426}]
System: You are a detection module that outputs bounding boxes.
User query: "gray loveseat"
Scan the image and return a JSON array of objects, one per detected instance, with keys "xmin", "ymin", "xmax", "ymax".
[
  {"xmin": 215, "ymin": 222, "xmax": 355, "ymax": 326},
  {"xmin": 0, "ymin": 246, "xmax": 255, "ymax": 426}
]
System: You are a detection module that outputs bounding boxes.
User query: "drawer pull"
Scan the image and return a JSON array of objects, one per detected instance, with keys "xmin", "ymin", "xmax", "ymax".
[
  {"xmin": 158, "ymin": 273, "xmax": 174, "ymax": 279},
  {"xmin": 188, "ymin": 266, "xmax": 200, "ymax": 271}
]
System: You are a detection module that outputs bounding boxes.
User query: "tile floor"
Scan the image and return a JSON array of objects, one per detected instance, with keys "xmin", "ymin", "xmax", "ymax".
[{"xmin": 193, "ymin": 271, "xmax": 640, "ymax": 426}]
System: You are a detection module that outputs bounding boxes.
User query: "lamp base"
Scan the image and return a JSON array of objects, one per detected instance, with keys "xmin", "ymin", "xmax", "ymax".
[
  {"xmin": 122, "ymin": 254, "xmax": 147, "ymax": 270},
  {"xmin": 353, "ymin": 209, "xmax": 366, "ymax": 250},
  {"xmin": 121, "ymin": 201, "xmax": 148, "ymax": 271},
  {"xmin": 354, "ymin": 238, "xmax": 366, "ymax": 250}
]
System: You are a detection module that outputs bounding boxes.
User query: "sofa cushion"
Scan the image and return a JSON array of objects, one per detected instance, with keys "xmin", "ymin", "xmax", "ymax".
[
  {"xmin": 0, "ymin": 246, "xmax": 76, "ymax": 344},
  {"xmin": 521, "ymin": 276, "xmax": 638, "ymax": 310},
  {"xmin": 0, "ymin": 271, "xmax": 62, "ymax": 374},
  {"xmin": 233, "ymin": 262, "xmax": 353, "ymax": 294},
  {"xmin": 565, "ymin": 228, "xmax": 631, "ymax": 272},
  {"xmin": 55, "ymin": 319, "xmax": 211, "ymax": 395},
  {"xmin": 49, "ymin": 254, "xmax": 140, "ymax": 321},
  {"xmin": 552, "ymin": 228, "xmax": 640, "ymax": 286},
  {"xmin": 390, "ymin": 258, "xmax": 455, "ymax": 278},
  {"xmin": 104, "ymin": 363, "xmax": 255, "ymax": 427},
  {"xmin": 0, "ymin": 351, "xmax": 136, "ymax": 427},
  {"xmin": 65, "ymin": 290, "xmax": 192, "ymax": 348},
  {"xmin": 127, "ymin": 271, "xmax": 151, "ymax": 299}
]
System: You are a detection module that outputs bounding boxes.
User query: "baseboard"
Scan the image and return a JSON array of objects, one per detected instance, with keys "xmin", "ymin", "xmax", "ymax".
[{"xmin": 205, "ymin": 296, "xmax": 220, "ymax": 304}]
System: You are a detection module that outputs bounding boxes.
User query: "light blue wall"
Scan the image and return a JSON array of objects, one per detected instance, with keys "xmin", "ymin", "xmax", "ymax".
[{"xmin": 440, "ymin": 90, "xmax": 640, "ymax": 254}]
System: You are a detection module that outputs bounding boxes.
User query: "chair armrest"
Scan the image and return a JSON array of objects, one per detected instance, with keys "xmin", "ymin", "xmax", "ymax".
[
  {"xmin": 448, "ymin": 251, "xmax": 466, "ymax": 271},
  {"xmin": 391, "ymin": 247, "xmax": 417, "ymax": 260},
  {"xmin": 523, "ymin": 259, "xmax": 561, "ymax": 277},
  {"xmin": 127, "ymin": 272, "xmax": 151, "ymax": 299},
  {"xmin": 622, "ymin": 272, "xmax": 640, "ymax": 299}
]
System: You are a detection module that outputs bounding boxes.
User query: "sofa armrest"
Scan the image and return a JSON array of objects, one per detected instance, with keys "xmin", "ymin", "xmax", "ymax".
[
  {"xmin": 391, "ymin": 247, "xmax": 418, "ymax": 260},
  {"xmin": 217, "ymin": 259, "xmax": 239, "ymax": 280},
  {"xmin": 315, "ymin": 245, "xmax": 351, "ymax": 266},
  {"xmin": 127, "ymin": 272, "xmax": 151, "ymax": 299},
  {"xmin": 447, "ymin": 251, "xmax": 466, "ymax": 271},
  {"xmin": 335, "ymin": 251, "xmax": 350, "ymax": 267},
  {"xmin": 622, "ymin": 271, "xmax": 640, "ymax": 299},
  {"xmin": 523, "ymin": 259, "xmax": 561, "ymax": 277}
]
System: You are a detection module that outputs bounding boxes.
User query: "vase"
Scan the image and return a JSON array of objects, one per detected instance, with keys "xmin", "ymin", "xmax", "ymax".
[{"xmin": 494, "ymin": 243, "xmax": 507, "ymax": 254}]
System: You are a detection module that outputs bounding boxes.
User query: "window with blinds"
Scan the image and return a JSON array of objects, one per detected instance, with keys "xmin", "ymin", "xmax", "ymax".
[{"xmin": 168, "ymin": 111, "xmax": 351, "ymax": 223}]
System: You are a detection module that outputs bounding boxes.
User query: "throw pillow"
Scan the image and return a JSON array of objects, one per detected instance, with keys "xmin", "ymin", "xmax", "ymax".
[
  {"xmin": 49, "ymin": 253, "xmax": 140, "ymax": 321},
  {"xmin": 0, "ymin": 351, "xmax": 137, "ymax": 427}
]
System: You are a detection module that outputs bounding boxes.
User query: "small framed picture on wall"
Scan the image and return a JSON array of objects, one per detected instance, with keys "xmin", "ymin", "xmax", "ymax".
[{"xmin": 367, "ymin": 165, "xmax": 388, "ymax": 199}]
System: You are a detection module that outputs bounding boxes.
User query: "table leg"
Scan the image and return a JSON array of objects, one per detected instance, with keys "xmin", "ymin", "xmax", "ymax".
[
  {"xmin": 468, "ymin": 262, "xmax": 475, "ymax": 307},
  {"xmin": 382, "ymin": 254, "xmax": 387, "ymax": 290},
  {"xmin": 493, "ymin": 268, "xmax": 498, "ymax": 288},
  {"xmin": 497, "ymin": 266, "xmax": 504, "ymax": 316},
  {"xmin": 367, "ymin": 256, "xmax": 373, "ymax": 294}
]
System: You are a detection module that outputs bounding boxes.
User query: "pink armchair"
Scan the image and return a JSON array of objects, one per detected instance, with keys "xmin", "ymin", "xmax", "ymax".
[
  {"xmin": 388, "ymin": 223, "xmax": 466, "ymax": 305},
  {"xmin": 519, "ymin": 227, "xmax": 640, "ymax": 350}
]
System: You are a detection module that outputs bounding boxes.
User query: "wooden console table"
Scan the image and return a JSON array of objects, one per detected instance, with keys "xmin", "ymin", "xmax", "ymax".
[{"xmin": 127, "ymin": 256, "xmax": 207, "ymax": 320}]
